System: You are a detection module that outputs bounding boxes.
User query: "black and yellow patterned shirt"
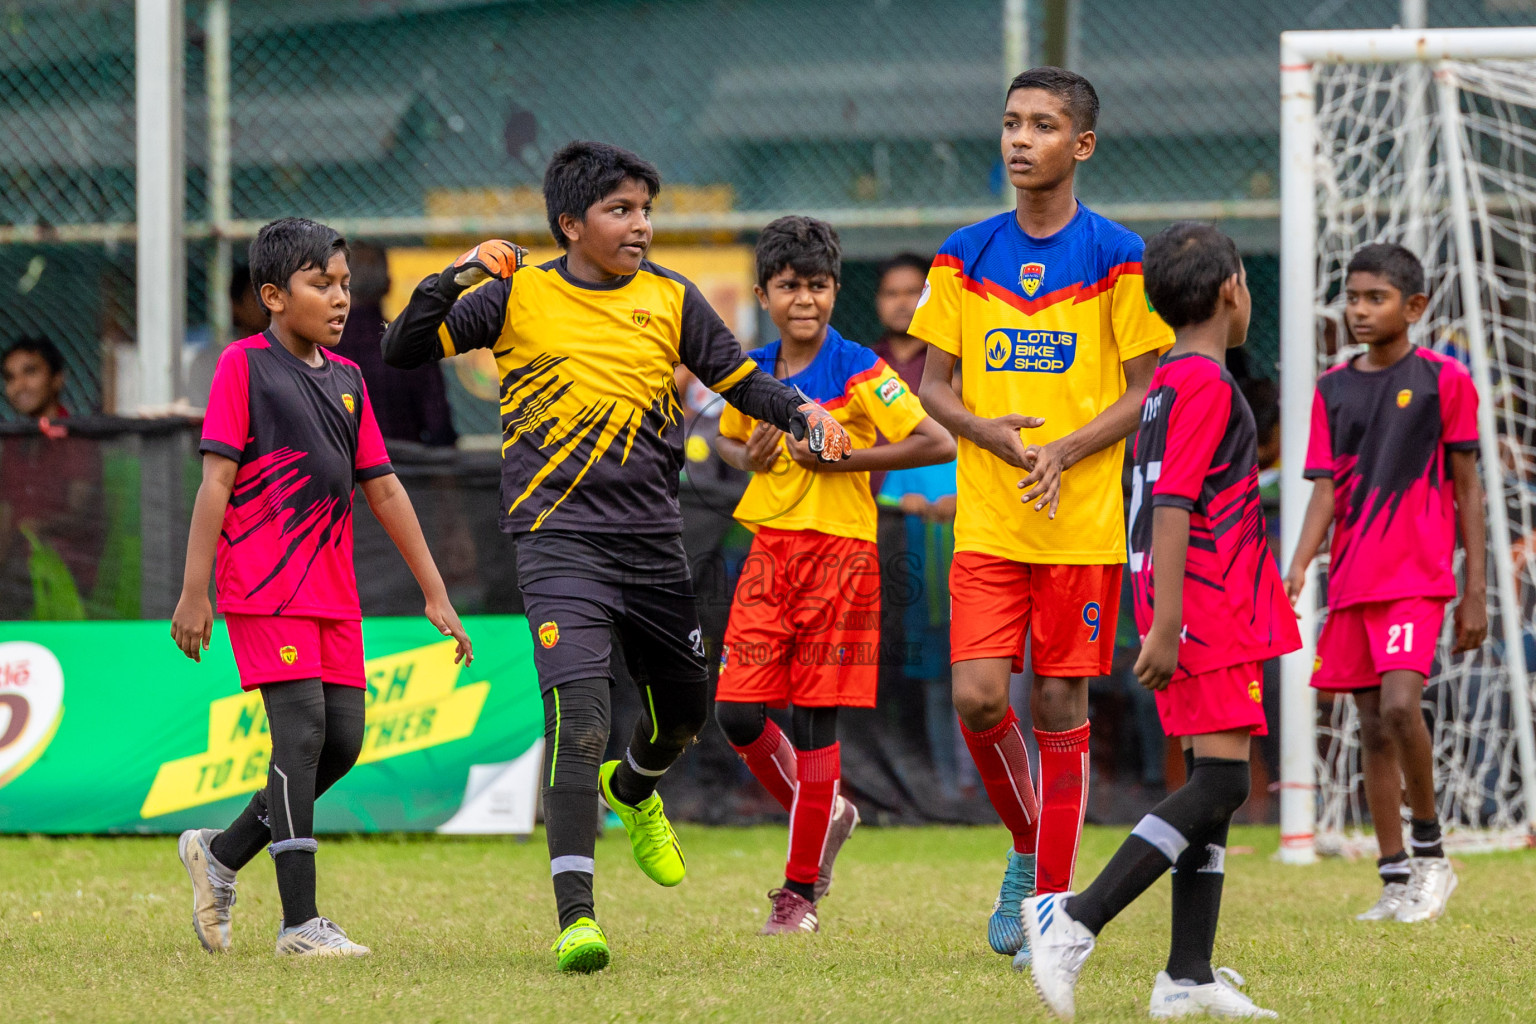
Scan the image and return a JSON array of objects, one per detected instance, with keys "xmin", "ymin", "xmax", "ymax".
[{"xmin": 383, "ymin": 257, "xmax": 798, "ymax": 534}]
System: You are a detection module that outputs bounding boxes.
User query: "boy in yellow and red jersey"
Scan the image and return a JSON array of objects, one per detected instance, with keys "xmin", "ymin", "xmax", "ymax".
[
  {"xmin": 910, "ymin": 67, "xmax": 1173, "ymax": 962},
  {"xmin": 714, "ymin": 217, "xmax": 954, "ymax": 935}
]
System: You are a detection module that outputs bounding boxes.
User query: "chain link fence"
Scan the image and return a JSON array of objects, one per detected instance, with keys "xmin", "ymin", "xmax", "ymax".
[{"xmin": 3, "ymin": 0, "xmax": 1533, "ymax": 416}]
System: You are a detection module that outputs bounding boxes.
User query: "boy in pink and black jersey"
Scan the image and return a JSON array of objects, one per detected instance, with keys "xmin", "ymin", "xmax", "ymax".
[
  {"xmin": 1025, "ymin": 224, "xmax": 1297, "ymax": 1021},
  {"xmin": 1286, "ymin": 243, "xmax": 1488, "ymax": 926},
  {"xmin": 170, "ymin": 218, "xmax": 472, "ymax": 958}
]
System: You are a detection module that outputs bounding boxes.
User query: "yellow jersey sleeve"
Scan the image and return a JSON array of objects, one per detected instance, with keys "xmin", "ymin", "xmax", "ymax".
[
  {"xmin": 907, "ymin": 255, "xmax": 965, "ymax": 357},
  {"xmin": 853, "ymin": 360, "xmax": 927, "ymax": 444},
  {"xmin": 717, "ymin": 402, "xmax": 753, "ymax": 444},
  {"xmin": 1110, "ymin": 266, "xmax": 1174, "ymax": 362}
]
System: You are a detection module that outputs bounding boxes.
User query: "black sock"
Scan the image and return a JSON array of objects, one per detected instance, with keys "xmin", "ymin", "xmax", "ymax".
[
  {"xmin": 1378, "ymin": 850, "xmax": 1411, "ymax": 886},
  {"xmin": 1068, "ymin": 757, "xmax": 1249, "ymax": 937},
  {"xmin": 210, "ymin": 806, "xmax": 266, "ymax": 872},
  {"xmin": 1409, "ymin": 817, "xmax": 1444, "ymax": 860},
  {"xmin": 782, "ymin": 878, "xmax": 817, "ymax": 902},
  {"xmin": 609, "ymin": 674, "xmax": 707, "ymax": 807},
  {"xmin": 273, "ymin": 849, "xmax": 318, "ymax": 925},
  {"xmin": 546, "ymin": 785, "xmax": 600, "ymax": 928},
  {"xmin": 1165, "ymin": 819, "xmax": 1228, "ymax": 985},
  {"xmin": 543, "ymin": 679, "xmax": 609, "ymax": 929}
]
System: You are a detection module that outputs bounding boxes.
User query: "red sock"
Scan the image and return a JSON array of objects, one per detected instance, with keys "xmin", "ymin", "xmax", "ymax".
[
  {"xmin": 731, "ymin": 718, "xmax": 797, "ymax": 811},
  {"xmin": 1034, "ymin": 722, "xmax": 1090, "ymax": 894},
  {"xmin": 786, "ymin": 742, "xmax": 839, "ymax": 886},
  {"xmin": 960, "ymin": 707, "xmax": 1038, "ymax": 855}
]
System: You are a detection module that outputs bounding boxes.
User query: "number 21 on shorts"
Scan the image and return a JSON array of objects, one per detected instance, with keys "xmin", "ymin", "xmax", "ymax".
[{"xmin": 1386, "ymin": 621, "xmax": 1414, "ymax": 654}]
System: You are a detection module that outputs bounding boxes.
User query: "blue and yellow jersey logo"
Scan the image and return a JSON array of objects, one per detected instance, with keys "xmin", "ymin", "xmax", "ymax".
[
  {"xmin": 984, "ymin": 328, "xmax": 1078, "ymax": 373},
  {"xmin": 1020, "ymin": 261, "xmax": 1045, "ymax": 297}
]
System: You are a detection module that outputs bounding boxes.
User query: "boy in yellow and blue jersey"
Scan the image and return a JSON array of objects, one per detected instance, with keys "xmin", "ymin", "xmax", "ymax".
[
  {"xmin": 381, "ymin": 143, "xmax": 852, "ymax": 972},
  {"xmin": 714, "ymin": 217, "xmax": 954, "ymax": 935},
  {"xmin": 910, "ymin": 66, "xmax": 1173, "ymax": 962}
]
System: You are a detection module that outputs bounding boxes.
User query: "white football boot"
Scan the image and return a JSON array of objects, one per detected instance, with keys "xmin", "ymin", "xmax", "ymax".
[
  {"xmin": 1396, "ymin": 857, "xmax": 1457, "ymax": 923},
  {"xmin": 1024, "ymin": 892, "xmax": 1095, "ymax": 1021},
  {"xmin": 1148, "ymin": 967, "xmax": 1278, "ymax": 1019},
  {"xmin": 1354, "ymin": 881, "xmax": 1410, "ymax": 922}
]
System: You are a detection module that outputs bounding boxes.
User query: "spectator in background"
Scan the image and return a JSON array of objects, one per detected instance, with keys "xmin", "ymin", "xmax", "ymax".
[
  {"xmin": 879, "ymin": 457, "xmax": 962, "ymax": 799},
  {"xmin": 186, "ymin": 265, "xmax": 270, "ymax": 407},
  {"xmin": 0, "ymin": 337, "xmax": 102, "ymax": 618},
  {"xmin": 335, "ymin": 242, "xmax": 456, "ymax": 447},
  {"xmin": 871, "ymin": 253, "xmax": 933, "ymax": 389},
  {"xmin": 3, "ymin": 336, "xmax": 69, "ymax": 423}
]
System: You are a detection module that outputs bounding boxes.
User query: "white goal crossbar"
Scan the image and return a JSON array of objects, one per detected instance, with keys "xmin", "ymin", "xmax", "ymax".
[{"xmin": 1279, "ymin": 27, "xmax": 1536, "ymax": 864}]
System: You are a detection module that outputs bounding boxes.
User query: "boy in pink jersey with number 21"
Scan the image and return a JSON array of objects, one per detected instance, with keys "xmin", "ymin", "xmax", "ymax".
[{"xmin": 1286, "ymin": 242, "xmax": 1488, "ymax": 926}]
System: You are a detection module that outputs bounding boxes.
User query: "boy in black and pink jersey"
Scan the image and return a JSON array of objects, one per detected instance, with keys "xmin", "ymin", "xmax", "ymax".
[
  {"xmin": 170, "ymin": 218, "xmax": 473, "ymax": 958},
  {"xmin": 1286, "ymin": 243, "xmax": 1487, "ymax": 925},
  {"xmin": 1025, "ymin": 223, "xmax": 1298, "ymax": 1021}
]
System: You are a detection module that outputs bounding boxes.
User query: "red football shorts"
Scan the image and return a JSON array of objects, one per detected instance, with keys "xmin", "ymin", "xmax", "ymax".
[
  {"xmin": 717, "ymin": 527, "xmax": 881, "ymax": 708},
  {"xmin": 224, "ymin": 614, "xmax": 366, "ymax": 690},
  {"xmin": 1155, "ymin": 661, "xmax": 1268, "ymax": 737},
  {"xmin": 948, "ymin": 552, "xmax": 1120, "ymax": 677},
  {"xmin": 1312, "ymin": 596, "xmax": 1447, "ymax": 691}
]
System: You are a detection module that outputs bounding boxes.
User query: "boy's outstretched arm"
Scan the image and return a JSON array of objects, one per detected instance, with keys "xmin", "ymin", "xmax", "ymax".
[
  {"xmin": 1018, "ymin": 350, "xmax": 1159, "ymax": 518},
  {"xmin": 786, "ymin": 416, "xmax": 954, "ymax": 473},
  {"xmin": 917, "ymin": 346, "xmax": 1043, "ymax": 469},
  {"xmin": 171, "ymin": 454, "xmax": 238, "ymax": 662},
  {"xmin": 381, "ymin": 240, "xmax": 524, "ymax": 369},
  {"xmin": 1135, "ymin": 504, "xmax": 1189, "ymax": 692},
  {"xmin": 360, "ymin": 473, "xmax": 473, "ymax": 666},
  {"xmin": 1450, "ymin": 449, "xmax": 1489, "ymax": 652},
  {"xmin": 1283, "ymin": 479, "xmax": 1335, "ymax": 604}
]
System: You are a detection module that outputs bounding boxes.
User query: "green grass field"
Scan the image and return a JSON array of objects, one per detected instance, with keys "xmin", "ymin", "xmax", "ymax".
[{"xmin": 2, "ymin": 824, "xmax": 1531, "ymax": 1023}]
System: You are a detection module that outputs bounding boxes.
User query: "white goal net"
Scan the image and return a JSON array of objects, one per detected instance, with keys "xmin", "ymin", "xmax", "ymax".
[{"xmin": 1294, "ymin": 42, "xmax": 1536, "ymax": 857}]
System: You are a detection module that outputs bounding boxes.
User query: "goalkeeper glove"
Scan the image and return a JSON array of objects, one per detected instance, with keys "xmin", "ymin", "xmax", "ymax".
[
  {"xmin": 789, "ymin": 386, "xmax": 852, "ymax": 462},
  {"xmin": 442, "ymin": 239, "xmax": 526, "ymax": 289}
]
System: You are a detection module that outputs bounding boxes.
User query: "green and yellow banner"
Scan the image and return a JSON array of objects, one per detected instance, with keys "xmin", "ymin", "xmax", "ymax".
[{"xmin": 0, "ymin": 616, "xmax": 542, "ymax": 834}]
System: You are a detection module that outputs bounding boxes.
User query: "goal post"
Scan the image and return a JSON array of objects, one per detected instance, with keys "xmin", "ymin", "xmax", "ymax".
[{"xmin": 1278, "ymin": 27, "xmax": 1536, "ymax": 864}]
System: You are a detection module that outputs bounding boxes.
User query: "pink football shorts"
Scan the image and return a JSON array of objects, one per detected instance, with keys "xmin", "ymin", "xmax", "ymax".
[
  {"xmin": 224, "ymin": 614, "xmax": 366, "ymax": 689},
  {"xmin": 1311, "ymin": 596, "xmax": 1447, "ymax": 691},
  {"xmin": 1155, "ymin": 660, "xmax": 1268, "ymax": 738}
]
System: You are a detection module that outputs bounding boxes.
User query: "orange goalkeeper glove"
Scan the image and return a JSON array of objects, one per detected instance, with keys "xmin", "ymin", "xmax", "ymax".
[
  {"xmin": 443, "ymin": 239, "xmax": 525, "ymax": 289},
  {"xmin": 789, "ymin": 386, "xmax": 852, "ymax": 462}
]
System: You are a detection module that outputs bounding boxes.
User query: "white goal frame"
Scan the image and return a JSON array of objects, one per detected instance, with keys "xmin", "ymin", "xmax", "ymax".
[{"xmin": 1279, "ymin": 27, "xmax": 1536, "ymax": 864}]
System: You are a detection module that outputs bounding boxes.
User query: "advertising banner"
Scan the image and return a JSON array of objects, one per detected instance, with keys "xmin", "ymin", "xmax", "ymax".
[{"xmin": 0, "ymin": 616, "xmax": 543, "ymax": 834}]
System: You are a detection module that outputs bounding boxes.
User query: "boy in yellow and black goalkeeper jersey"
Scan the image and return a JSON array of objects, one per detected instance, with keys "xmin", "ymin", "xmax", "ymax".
[{"xmin": 382, "ymin": 141, "xmax": 851, "ymax": 973}]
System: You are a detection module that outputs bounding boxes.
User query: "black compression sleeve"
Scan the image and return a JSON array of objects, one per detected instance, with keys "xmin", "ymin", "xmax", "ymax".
[
  {"xmin": 718, "ymin": 369, "xmax": 803, "ymax": 434},
  {"xmin": 380, "ymin": 271, "xmax": 461, "ymax": 368}
]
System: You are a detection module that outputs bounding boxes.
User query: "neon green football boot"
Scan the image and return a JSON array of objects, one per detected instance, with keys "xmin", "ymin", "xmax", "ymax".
[
  {"xmin": 598, "ymin": 759, "xmax": 686, "ymax": 886},
  {"xmin": 552, "ymin": 917, "xmax": 610, "ymax": 973}
]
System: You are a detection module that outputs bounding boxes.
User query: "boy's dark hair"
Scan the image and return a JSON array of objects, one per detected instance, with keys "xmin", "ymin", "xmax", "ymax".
[
  {"xmin": 1006, "ymin": 66, "xmax": 1099, "ymax": 134},
  {"xmin": 755, "ymin": 216, "xmax": 842, "ymax": 290},
  {"xmin": 542, "ymin": 140, "xmax": 662, "ymax": 249},
  {"xmin": 2, "ymin": 336, "xmax": 64, "ymax": 376},
  {"xmin": 1240, "ymin": 376, "xmax": 1280, "ymax": 440},
  {"xmin": 876, "ymin": 252, "xmax": 930, "ymax": 286},
  {"xmin": 1347, "ymin": 242, "xmax": 1426, "ymax": 299},
  {"xmin": 1143, "ymin": 221, "xmax": 1243, "ymax": 329},
  {"xmin": 248, "ymin": 218, "xmax": 348, "ymax": 311}
]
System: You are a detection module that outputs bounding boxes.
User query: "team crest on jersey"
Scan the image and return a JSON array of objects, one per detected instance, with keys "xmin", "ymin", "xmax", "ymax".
[
  {"xmin": 1019, "ymin": 261, "xmax": 1045, "ymax": 297},
  {"xmin": 877, "ymin": 377, "xmax": 907, "ymax": 406},
  {"xmin": 1248, "ymin": 679, "xmax": 1262, "ymax": 704},
  {"xmin": 341, "ymin": 393, "xmax": 355, "ymax": 414},
  {"xmin": 719, "ymin": 643, "xmax": 731, "ymax": 668},
  {"xmin": 1397, "ymin": 388, "xmax": 1413, "ymax": 408},
  {"xmin": 279, "ymin": 645, "xmax": 298, "ymax": 666},
  {"xmin": 916, "ymin": 280, "xmax": 931, "ymax": 308},
  {"xmin": 538, "ymin": 621, "xmax": 559, "ymax": 648},
  {"xmin": 632, "ymin": 308, "xmax": 650, "ymax": 327}
]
